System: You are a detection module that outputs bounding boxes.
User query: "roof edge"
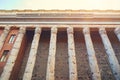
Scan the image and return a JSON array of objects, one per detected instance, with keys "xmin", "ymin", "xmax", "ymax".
[{"xmin": 0, "ymin": 9, "xmax": 120, "ymax": 13}]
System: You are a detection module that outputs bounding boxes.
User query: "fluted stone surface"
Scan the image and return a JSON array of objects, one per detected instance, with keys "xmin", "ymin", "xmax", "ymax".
[
  {"xmin": 99, "ymin": 27, "xmax": 120, "ymax": 80},
  {"xmin": 67, "ymin": 27, "xmax": 78, "ymax": 80},
  {"xmin": 0, "ymin": 27, "xmax": 26, "ymax": 80},
  {"xmin": 46, "ymin": 27, "xmax": 57, "ymax": 80},
  {"xmin": 23, "ymin": 27, "xmax": 41, "ymax": 80},
  {"xmin": 0, "ymin": 27, "xmax": 10, "ymax": 51},
  {"xmin": 83, "ymin": 27, "xmax": 101, "ymax": 80}
]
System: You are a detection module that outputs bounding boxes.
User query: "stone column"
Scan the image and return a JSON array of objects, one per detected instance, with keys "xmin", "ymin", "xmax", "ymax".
[
  {"xmin": 67, "ymin": 27, "xmax": 77, "ymax": 80},
  {"xmin": 0, "ymin": 27, "xmax": 26, "ymax": 80},
  {"xmin": 46, "ymin": 27, "xmax": 57, "ymax": 80},
  {"xmin": 23, "ymin": 27, "xmax": 41, "ymax": 80},
  {"xmin": 83, "ymin": 27, "xmax": 101, "ymax": 80},
  {"xmin": 99, "ymin": 27, "xmax": 120, "ymax": 80},
  {"xmin": 0, "ymin": 26, "xmax": 10, "ymax": 51},
  {"xmin": 114, "ymin": 27, "xmax": 120, "ymax": 41}
]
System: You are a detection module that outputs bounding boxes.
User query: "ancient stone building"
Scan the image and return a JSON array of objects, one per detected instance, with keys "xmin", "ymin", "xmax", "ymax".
[{"xmin": 0, "ymin": 10, "xmax": 120, "ymax": 80}]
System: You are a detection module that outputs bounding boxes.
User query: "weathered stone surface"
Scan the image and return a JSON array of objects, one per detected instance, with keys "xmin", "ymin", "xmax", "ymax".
[
  {"xmin": 108, "ymin": 30, "xmax": 120, "ymax": 66},
  {"xmin": 91, "ymin": 31, "xmax": 115, "ymax": 80},
  {"xmin": 99, "ymin": 27, "xmax": 120, "ymax": 80},
  {"xmin": 32, "ymin": 31, "xmax": 50, "ymax": 80},
  {"xmin": 46, "ymin": 27, "xmax": 57, "ymax": 80},
  {"xmin": 17, "ymin": 30, "xmax": 34, "ymax": 79},
  {"xmin": 83, "ymin": 27, "xmax": 101, "ymax": 80},
  {"xmin": 55, "ymin": 31, "xmax": 69, "ymax": 80},
  {"xmin": 14, "ymin": 29, "xmax": 120, "ymax": 80},
  {"xmin": 23, "ymin": 27, "xmax": 41, "ymax": 80},
  {"xmin": 74, "ymin": 31, "xmax": 92, "ymax": 80},
  {"xmin": 0, "ymin": 26, "xmax": 10, "ymax": 51},
  {"xmin": 67, "ymin": 27, "xmax": 78, "ymax": 80},
  {"xmin": 114, "ymin": 27, "xmax": 120, "ymax": 41},
  {"xmin": 0, "ymin": 27, "xmax": 26, "ymax": 80}
]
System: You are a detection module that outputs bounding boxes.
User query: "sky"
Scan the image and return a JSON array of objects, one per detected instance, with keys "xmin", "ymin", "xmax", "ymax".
[{"xmin": 0, "ymin": 0, "xmax": 120, "ymax": 10}]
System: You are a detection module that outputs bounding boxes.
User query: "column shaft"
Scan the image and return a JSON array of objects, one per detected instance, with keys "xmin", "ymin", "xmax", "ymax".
[
  {"xmin": 46, "ymin": 27, "xmax": 57, "ymax": 80},
  {"xmin": 0, "ymin": 27, "xmax": 10, "ymax": 51},
  {"xmin": 83, "ymin": 27, "xmax": 101, "ymax": 80},
  {"xmin": 67, "ymin": 27, "xmax": 77, "ymax": 80},
  {"xmin": 23, "ymin": 27, "xmax": 41, "ymax": 80},
  {"xmin": 99, "ymin": 27, "xmax": 120, "ymax": 80},
  {"xmin": 0, "ymin": 27, "xmax": 26, "ymax": 80}
]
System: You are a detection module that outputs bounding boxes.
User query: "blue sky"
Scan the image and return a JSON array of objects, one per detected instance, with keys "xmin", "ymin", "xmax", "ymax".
[
  {"xmin": 0, "ymin": 0, "xmax": 120, "ymax": 10},
  {"xmin": 0, "ymin": 0, "xmax": 21, "ymax": 9}
]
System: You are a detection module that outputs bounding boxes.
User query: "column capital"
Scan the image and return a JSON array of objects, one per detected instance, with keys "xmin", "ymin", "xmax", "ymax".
[
  {"xmin": 67, "ymin": 27, "xmax": 74, "ymax": 34},
  {"xmin": 114, "ymin": 27, "xmax": 120, "ymax": 35},
  {"xmin": 83, "ymin": 27, "xmax": 90, "ymax": 34},
  {"xmin": 99, "ymin": 27, "xmax": 106, "ymax": 34},
  {"xmin": 19, "ymin": 27, "xmax": 26, "ymax": 34},
  {"xmin": 35, "ymin": 27, "xmax": 41, "ymax": 34},
  {"xmin": 51, "ymin": 27, "xmax": 57, "ymax": 34},
  {"xmin": 4, "ymin": 26, "xmax": 10, "ymax": 31}
]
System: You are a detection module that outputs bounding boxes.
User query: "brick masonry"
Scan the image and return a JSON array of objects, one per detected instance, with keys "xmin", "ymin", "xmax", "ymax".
[
  {"xmin": 0, "ymin": 27, "xmax": 120, "ymax": 80},
  {"xmin": 16, "ymin": 30, "xmax": 120, "ymax": 80}
]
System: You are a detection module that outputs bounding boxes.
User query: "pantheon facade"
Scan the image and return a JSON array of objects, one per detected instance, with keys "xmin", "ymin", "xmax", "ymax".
[{"xmin": 0, "ymin": 10, "xmax": 120, "ymax": 80}]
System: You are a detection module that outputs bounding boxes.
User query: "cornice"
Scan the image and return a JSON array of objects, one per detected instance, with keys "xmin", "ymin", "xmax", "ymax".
[
  {"xmin": 0, "ymin": 10, "xmax": 120, "ymax": 18},
  {"xmin": 0, "ymin": 9, "xmax": 120, "ymax": 13},
  {"xmin": 0, "ymin": 10, "xmax": 120, "ymax": 25}
]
